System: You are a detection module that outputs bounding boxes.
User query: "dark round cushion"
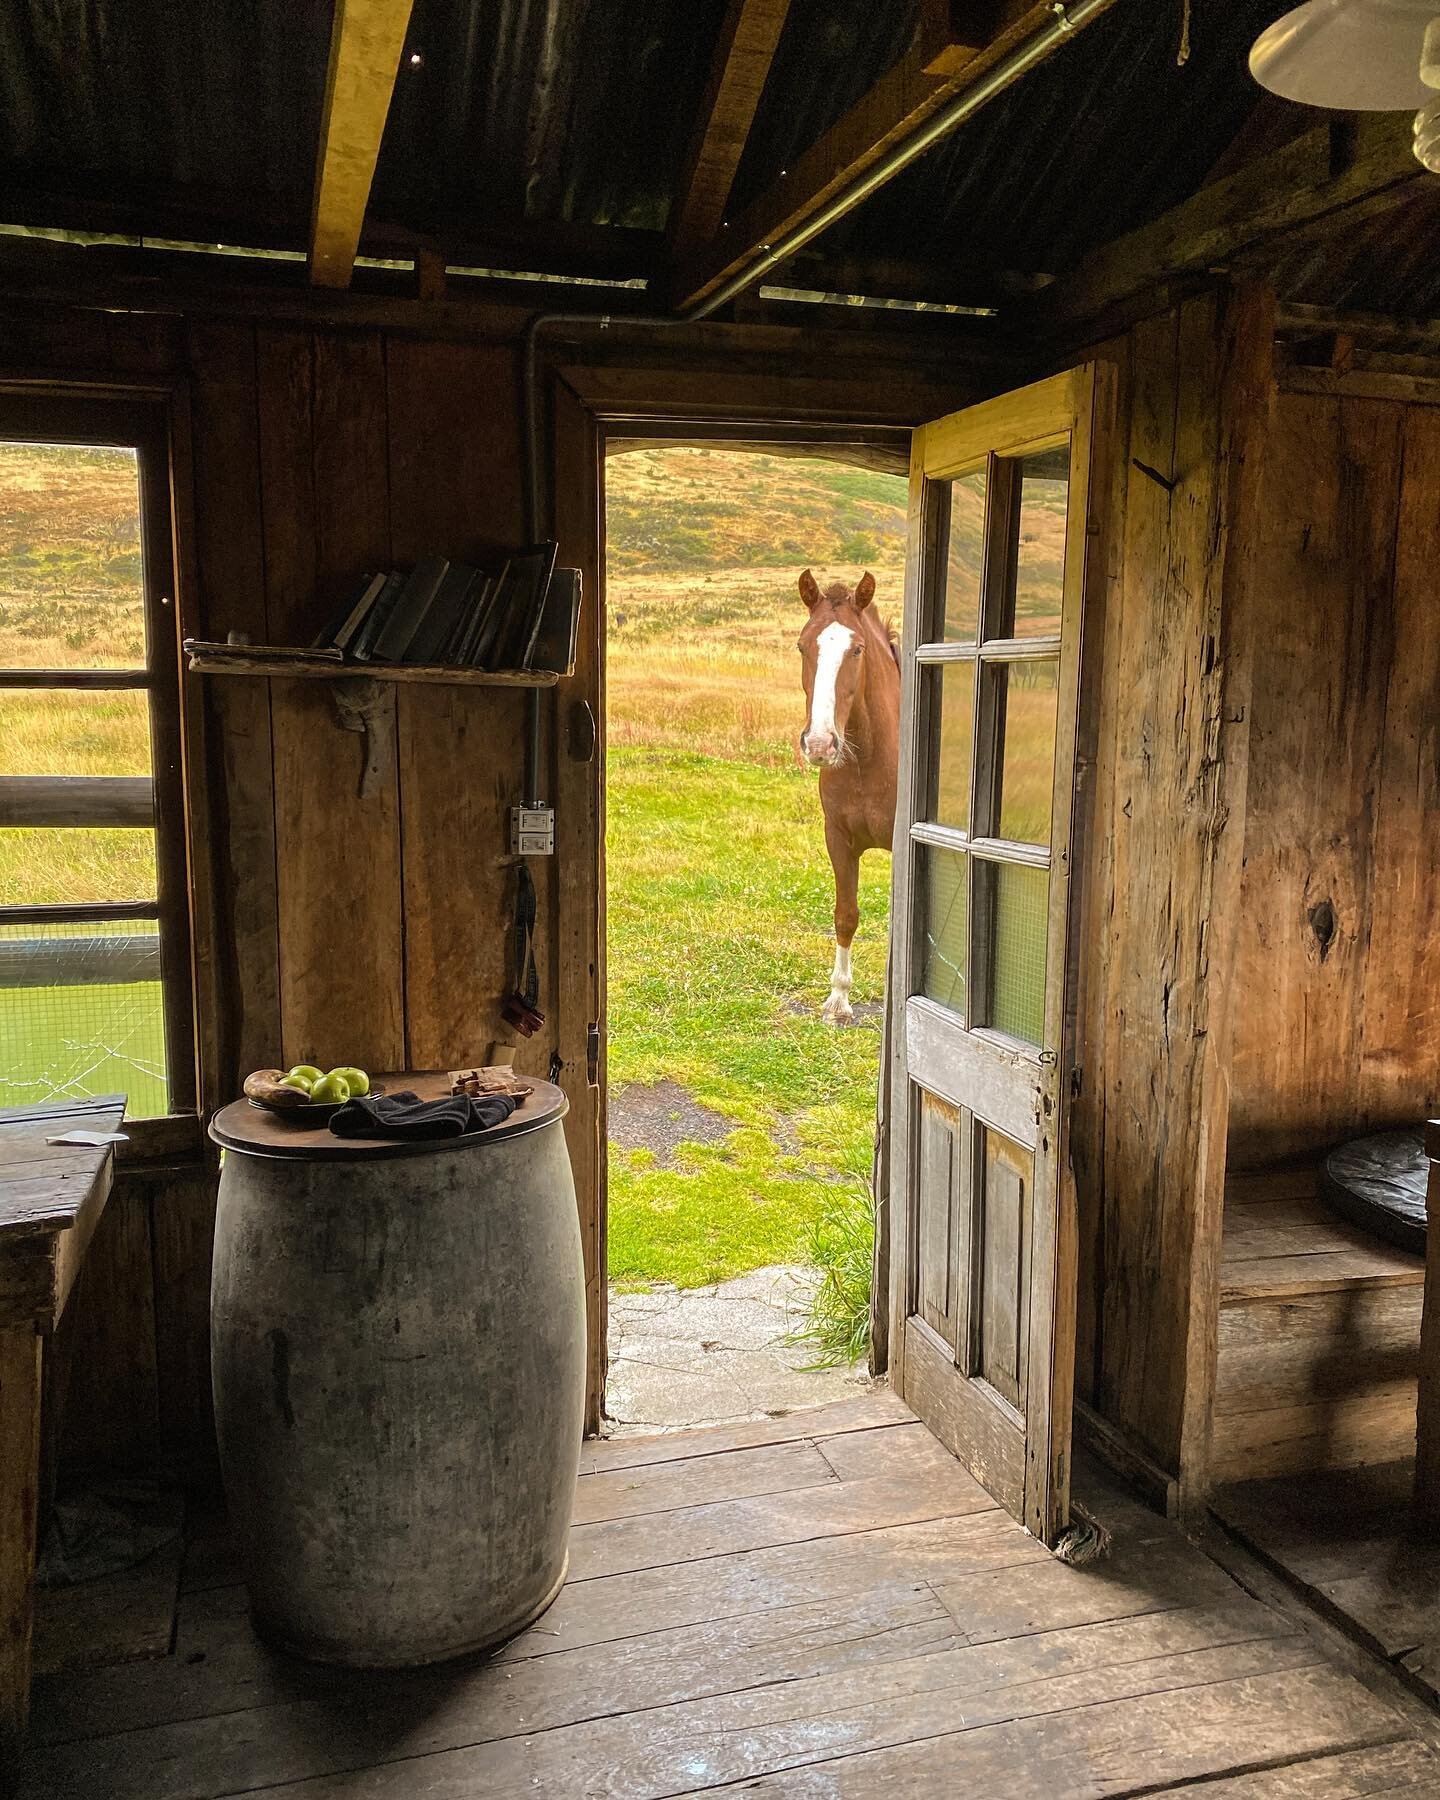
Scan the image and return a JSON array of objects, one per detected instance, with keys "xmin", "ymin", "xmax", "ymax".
[{"xmin": 1318, "ymin": 1127, "xmax": 1428, "ymax": 1255}]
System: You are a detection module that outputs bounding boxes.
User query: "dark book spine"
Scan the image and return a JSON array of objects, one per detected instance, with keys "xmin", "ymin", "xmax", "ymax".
[
  {"xmin": 372, "ymin": 558, "xmax": 449, "ymax": 662},
  {"xmin": 349, "ymin": 571, "xmax": 406, "ymax": 661}
]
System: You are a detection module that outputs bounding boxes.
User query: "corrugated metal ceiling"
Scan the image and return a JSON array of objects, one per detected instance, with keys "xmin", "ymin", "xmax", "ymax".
[{"xmin": 0, "ymin": 0, "xmax": 1430, "ymax": 314}]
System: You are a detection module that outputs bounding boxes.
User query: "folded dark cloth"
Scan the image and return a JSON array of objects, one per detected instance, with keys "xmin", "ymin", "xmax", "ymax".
[{"xmin": 329, "ymin": 1089, "xmax": 521, "ymax": 1141}]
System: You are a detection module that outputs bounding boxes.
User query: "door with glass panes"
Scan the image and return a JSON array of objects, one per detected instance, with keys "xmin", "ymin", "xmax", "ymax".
[{"xmin": 887, "ymin": 366, "xmax": 1112, "ymax": 1547}]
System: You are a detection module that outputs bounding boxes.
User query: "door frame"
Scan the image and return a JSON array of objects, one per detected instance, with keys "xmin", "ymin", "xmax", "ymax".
[{"xmin": 548, "ymin": 355, "xmax": 980, "ymax": 1434}]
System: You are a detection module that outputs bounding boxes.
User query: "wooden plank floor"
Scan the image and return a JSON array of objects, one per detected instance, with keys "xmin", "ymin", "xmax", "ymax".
[
  {"xmin": 1214, "ymin": 1459, "xmax": 1440, "ymax": 1713},
  {"xmin": 21, "ymin": 1392, "xmax": 1440, "ymax": 1798}
]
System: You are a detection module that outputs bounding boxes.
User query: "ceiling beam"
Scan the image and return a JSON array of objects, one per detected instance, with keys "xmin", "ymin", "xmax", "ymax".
[
  {"xmin": 310, "ymin": 0, "xmax": 416, "ymax": 289},
  {"xmin": 668, "ymin": 0, "xmax": 1116, "ymax": 314},
  {"xmin": 669, "ymin": 0, "xmax": 794, "ymax": 252},
  {"xmin": 1044, "ymin": 113, "xmax": 1426, "ymax": 328}
]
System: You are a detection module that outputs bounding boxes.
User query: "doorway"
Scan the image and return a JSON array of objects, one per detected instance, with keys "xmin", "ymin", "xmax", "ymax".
[{"xmin": 601, "ymin": 440, "xmax": 906, "ymax": 1433}]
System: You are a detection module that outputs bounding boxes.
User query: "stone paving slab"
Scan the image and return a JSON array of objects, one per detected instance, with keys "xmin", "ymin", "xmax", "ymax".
[{"xmin": 605, "ymin": 1263, "xmax": 873, "ymax": 1435}]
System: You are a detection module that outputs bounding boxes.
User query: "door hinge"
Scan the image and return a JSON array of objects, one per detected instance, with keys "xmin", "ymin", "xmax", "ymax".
[{"xmin": 586, "ymin": 1023, "xmax": 600, "ymax": 1087}]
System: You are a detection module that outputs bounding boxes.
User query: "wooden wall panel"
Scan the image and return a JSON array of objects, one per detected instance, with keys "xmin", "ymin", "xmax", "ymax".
[
  {"xmin": 256, "ymin": 329, "xmax": 406, "ymax": 1072},
  {"xmin": 51, "ymin": 1186, "xmax": 159, "ymax": 1475},
  {"xmin": 1071, "ymin": 288, "xmax": 1271, "ymax": 1492},
  {"xmin": 147, "ymin": 1170, "xmax": 218, "ymax": 1477},
  {"xmin": 186, "ymin": 322, "xmax": 280, "ymax": 1096},
  {"xmin": 385, "ymin": 337, "xmax": 540, "ymax": 1072},
  {"xmin": 1362, "ymin": 405, "xmax": 1440, "ymax": 1090},
  {"xmin": 1228, "ymin": 388, "xmax": 1440, "ymax": 1164}
]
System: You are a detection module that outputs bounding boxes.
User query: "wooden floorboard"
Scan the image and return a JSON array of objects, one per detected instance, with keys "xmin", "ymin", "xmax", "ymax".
[
  {"xmin": 1214, "ymin": 1461, "xmax": 1440, "ymax": 1714},
  {"xmin": 22, "ymin": 1398, "xmax": 1435, "ymax": 1798},
  {"xmin": 576, "ymin": 1388, "xmax": 911, "ymax": 1474}
]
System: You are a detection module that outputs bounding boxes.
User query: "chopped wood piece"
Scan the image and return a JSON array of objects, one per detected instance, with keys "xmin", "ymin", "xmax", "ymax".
[{"xmin": 449, "ymin": 1067, "xmax": 534, "ymax": 1098}]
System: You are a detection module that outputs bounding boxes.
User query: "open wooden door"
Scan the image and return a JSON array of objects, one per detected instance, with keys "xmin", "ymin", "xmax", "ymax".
[{"xmin": 886, "ymin": 366, "xmax": 1112, "ymax": 1546}]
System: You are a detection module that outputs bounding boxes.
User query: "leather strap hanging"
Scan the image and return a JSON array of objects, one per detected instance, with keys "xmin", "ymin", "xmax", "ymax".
[{"xmin": 501, "ymin": 864, "xmax": 544, "ymax": 1037}]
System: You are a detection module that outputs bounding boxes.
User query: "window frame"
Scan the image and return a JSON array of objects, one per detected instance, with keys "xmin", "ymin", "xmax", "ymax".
[
  {"xmin": 911, "ymin": 437, "xmax": 1069, "ymax": 1049},
  {"xmin": 0, "ymin": 391, "xmax": 198, "ymax": 1128}
]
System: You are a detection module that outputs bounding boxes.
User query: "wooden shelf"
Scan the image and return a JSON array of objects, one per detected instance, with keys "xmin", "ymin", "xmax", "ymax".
[{"xmin": 185, "ymin": 648, "xmax": 558, "ymax": 688}]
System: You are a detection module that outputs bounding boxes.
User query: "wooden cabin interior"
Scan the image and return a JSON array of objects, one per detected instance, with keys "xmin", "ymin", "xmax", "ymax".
[{"xmin": 7, "ymin": 0, "xmax": 1440, "ymax": 1792}]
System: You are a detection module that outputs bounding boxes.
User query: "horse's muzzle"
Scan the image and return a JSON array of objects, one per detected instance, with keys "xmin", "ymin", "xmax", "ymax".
[{"xmin": 801, "ymin": 730, "xmax": 843, "ymax": 768}]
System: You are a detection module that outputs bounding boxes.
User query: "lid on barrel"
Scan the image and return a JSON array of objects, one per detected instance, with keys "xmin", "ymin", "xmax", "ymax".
[{"xmin": 209, "ymin": 1072, "xmax": 568, "ymax": 1161}]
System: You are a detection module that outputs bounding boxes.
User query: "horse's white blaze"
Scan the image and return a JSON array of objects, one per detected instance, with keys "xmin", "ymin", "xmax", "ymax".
[
  {"xmin": 824, "ymin": 943, "xmax": 853, "ymax": 1022},
  {"xmin": 806, "ymin": 622, "xmax": 856, "ymax": 754}
]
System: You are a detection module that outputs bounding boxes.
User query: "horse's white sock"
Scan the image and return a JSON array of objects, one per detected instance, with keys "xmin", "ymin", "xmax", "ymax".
[{"xmin": 824, "ymin": 944, "xmax": 854, "ymax": 1022}]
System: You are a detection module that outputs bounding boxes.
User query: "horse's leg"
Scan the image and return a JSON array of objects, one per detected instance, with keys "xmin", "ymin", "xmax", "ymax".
[{"xmin": 823, "ymin": 827, "xmax": 860, "ymax": 1025}]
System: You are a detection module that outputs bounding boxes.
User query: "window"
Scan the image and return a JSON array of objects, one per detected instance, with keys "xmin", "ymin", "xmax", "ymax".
[
  {"xmin": 911, "ymin": 442, "xmax": 1069, "ymax": 1051},
  {"xmin": 0, "ymin": 396, "xmax": 194, "ymax": 1120}
]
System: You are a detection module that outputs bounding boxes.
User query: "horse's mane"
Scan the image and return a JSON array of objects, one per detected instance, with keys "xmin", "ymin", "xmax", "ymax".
[{"xmin": 862, "ymin": 603, "xmax": 900, "ymax": 674}]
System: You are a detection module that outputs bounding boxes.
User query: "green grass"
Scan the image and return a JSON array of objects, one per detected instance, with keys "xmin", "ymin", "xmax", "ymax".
[
  {"xmin": 790, "ymin": 1180, "xmax": 878, "ymax": 1368},
  {"xmin": 606, "ymin": 747, "xmax": 889, "ymax": 1289}
]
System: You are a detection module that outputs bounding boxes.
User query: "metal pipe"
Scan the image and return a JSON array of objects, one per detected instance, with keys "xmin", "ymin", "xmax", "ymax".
[{"xmin": 680, "ymin": 0, "xmax": 1115, "ymax": 322}]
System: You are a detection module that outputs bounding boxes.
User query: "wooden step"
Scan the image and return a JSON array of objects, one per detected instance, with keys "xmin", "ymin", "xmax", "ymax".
[{"xmin": 1214, "ymin": 1177, "xmax": 1424, "ymax": 1483}]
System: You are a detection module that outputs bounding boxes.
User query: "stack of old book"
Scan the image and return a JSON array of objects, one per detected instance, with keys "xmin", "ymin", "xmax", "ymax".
[{"xmin": 312, "ymin": 545, "xmax": 581, "ymax": 674}]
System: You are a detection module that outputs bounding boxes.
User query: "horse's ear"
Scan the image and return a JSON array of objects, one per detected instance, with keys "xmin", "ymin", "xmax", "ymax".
[
  {"xmin": 855, "ymin": 571, "xmax": 876, "ymax": 610},
  {"xmin": 798, "ymin": 568, "xmax": 822, "ymax": 611}
]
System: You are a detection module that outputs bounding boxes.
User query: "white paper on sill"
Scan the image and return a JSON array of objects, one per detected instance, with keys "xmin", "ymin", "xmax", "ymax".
[{"xmin": 46, "ymin": 1131, "xmax": 130, "ymax": 1147}]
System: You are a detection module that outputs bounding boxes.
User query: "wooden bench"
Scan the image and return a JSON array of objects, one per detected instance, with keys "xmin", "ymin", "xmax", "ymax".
[
  {"xmin": 1214, "ymin": 1166, "xmax": 1426, "ymax": 1484},
  {"xmin": 0, "ymin": 1095, "xmax": 125, "ymax": 1765}
]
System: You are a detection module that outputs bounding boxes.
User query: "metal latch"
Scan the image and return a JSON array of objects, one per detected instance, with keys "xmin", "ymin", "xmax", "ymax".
[{"xmin": 586, "ymin": 1023, "xmax": 600, "ymax": 1086}]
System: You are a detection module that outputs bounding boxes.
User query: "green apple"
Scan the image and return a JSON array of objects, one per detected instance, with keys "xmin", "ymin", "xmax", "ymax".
[
  {"xmin": 329, "ymin": 1066, "xmax": 369, "ymax": 1096},
  {"xmin": 279, "ymin": 1073, "xmax": 313, "ymax": 1095},
  {"xmin": 287, "ymin": 1064, "xmax": 323, "ymax": 1086},
  {"xmin": 309, "ymin": 1072, "xmax": 351, "ymax": 1105}
]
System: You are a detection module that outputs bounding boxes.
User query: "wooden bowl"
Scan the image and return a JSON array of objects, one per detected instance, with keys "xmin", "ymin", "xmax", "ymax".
[{"xmin": 246, "ymin": 1080, "xmax": 385, "ymax": 1124}]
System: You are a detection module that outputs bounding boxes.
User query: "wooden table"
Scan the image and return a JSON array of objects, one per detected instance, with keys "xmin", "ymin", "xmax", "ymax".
[{"xmin": 0, "ymin": 1094, "xmax": 125, "ymax": 1764}]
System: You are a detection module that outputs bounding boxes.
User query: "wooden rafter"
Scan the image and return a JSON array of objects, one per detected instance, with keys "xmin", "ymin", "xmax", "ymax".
[
  {"xmin": 669, "ymin": 0, "xmax": 794, "ymax": 252},
  {"xmin": 669, "ymin": 0, "xmax": 1117, "ymax": 314},
  {"xmin": 1045, "ymin": 113, "xmax": 1426, "ymax": 327},
  {"xmin": 310, "ymin": 0, "xmax": 417, "ymax": 289}
]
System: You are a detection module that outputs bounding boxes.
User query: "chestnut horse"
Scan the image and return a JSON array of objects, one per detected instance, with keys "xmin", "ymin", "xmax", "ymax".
[{"xmin": 796, "ymin": 569, "xmax": 900, "ymax": 1023}]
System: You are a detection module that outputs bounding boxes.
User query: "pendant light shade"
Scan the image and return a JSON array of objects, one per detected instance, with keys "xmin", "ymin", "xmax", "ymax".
[{"xmin": 1250, "ymin": 0, "xmax": 1434, "ymax": 110}]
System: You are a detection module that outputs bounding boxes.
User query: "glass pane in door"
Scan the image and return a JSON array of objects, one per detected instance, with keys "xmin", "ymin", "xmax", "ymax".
[
  {"xmin": 932, "ymin": 662, "xmax": 974, "ymax": 831},
  {"xmin": 977, "ymin": 860, "xmax": 1048, "ymax": 1045},
  {"xmin": 995, "ymin": 446, "xmax": 1068, "ymax": 640},
  {"xmin": 993, "ymin": 659, "xmax": 1059, "ymax": 845},
  {"xmin": 916, "ymin": 844, "xmax": 967, "ymax": 1014},
  {"xmin": 941, "ymin": 468, "xmax": 987, "ymax": 643}
]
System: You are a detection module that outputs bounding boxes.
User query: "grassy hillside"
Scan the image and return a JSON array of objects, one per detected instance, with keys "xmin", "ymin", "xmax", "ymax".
[{"xmin": 606, "ymin": 447, "xmax": 908, "ymax": 767}]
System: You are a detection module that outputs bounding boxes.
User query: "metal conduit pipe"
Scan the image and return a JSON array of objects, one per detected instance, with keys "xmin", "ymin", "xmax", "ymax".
[{"xmin": 680, "ymin": 0, "xmax": 1115, "ymax": 322}]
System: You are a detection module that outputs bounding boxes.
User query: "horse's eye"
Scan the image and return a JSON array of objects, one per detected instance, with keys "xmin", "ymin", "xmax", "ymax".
[{"xmin": 851, "ymin": 645, "xmax": 863, "ymax": 658}]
